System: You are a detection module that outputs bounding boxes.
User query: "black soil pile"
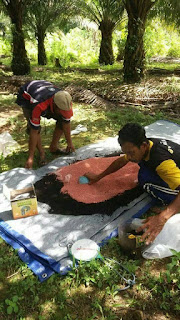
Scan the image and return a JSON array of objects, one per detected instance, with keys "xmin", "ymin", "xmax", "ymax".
[{"xmin": 34, "ymin": 173, "xmax": 143, "ymax": 216}]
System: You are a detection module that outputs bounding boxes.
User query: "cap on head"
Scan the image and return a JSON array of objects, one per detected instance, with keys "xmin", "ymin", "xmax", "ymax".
[{"xmin": 54, "ymin": 91, "xmax": 72, "ymax": 111}]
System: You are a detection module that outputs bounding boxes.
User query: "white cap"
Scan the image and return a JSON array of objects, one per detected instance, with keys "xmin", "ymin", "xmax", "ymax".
[{"xmin": 54, "ymin": 91, "xmax": 72, "ymax": 111}]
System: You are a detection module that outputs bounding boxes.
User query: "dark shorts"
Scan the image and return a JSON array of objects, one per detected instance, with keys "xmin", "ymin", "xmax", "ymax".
[
  {"xmin": 22, "ymin": 107, "xmax": 65, "ymax": 134},
  {"xmin": 22, "ymin": 108, "xmax": 31, "ymax": 134},
  {"xmin": 138, "ymin": 162, "xmax": 178, "ymax": 205}
]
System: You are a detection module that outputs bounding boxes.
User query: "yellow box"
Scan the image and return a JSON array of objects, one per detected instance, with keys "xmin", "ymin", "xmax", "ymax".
[{"xmin": 10, "ymin": 186, "xmax": 38, "ymax": 219}]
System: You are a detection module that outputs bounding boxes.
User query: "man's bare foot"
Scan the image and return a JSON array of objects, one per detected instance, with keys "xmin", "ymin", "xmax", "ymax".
[
  {"xmin": 39, "ymin": 159, "xmax": 47, "ymax": 166},
  {"xmin": 39, "ymin": 151, "xmax": 47, "ymax": 166}
]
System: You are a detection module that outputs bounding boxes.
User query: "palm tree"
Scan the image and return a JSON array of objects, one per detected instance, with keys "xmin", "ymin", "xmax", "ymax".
[
  {"xmin": 150, "ymin": 0, "xmax": 180, "ymax": 28},
  {"xmin": 123, "ymin": 0, "xmax": 158, "ymax": 83},
  {"xmin": 26, "ymin": 0, "xmax": 77, "ymax": 65},
  {"xmin": 1, "ymin": 0, "xmax": 30, "ymax": 75},
  {"xmin": 80, "ymin": 0, "xmax": 125, "ymax": 65}
]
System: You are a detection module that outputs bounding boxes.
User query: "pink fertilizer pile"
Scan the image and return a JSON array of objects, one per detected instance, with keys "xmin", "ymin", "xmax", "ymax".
[{"xmin": 55, "ymin": 157, "xmax": 139, "ymax": 204}]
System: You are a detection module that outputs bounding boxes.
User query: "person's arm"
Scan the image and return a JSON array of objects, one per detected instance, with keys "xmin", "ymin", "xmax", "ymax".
[
  {"xmin": 25, "ymin": 128, "xmax": 39, "ymax": 169},
  {"xmin": 62, "ymin": 121, "xmax": 75, "ymax": 152},
  {"xmin": 85, "ymin": 155, "xmax": 129, "ymax": 184},
  {"xmin": 137, "ymin": 189, "xmax": 180, "ymax": 245}
]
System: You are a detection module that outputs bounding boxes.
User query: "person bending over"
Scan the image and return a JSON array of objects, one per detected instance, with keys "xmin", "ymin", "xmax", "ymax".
[
  {"xmin": 85, "ymin": 123, "xmax": 180, "ymax": 245},
  {"xmin": 16, "ymin": 80, "xmax": 75, "ymax": 169}
]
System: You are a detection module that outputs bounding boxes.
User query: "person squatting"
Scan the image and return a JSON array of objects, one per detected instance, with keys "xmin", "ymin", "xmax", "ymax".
[{"xmin": 85, "ymin": 123, "xmax": 180, "ymax": 245}]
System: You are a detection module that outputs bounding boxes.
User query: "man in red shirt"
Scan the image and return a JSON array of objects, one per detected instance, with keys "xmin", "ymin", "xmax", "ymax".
[{"xmin": 16, "ymin": 80, "xmax": 75, "ymax": 169}]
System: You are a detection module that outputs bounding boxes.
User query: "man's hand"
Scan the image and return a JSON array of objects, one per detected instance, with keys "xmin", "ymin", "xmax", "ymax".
[
  {"xmin": 84, "ymin": 155, "xmax": 128, "ymax": 185},
  {"xmin": 137, "ymin": 214, "xmax": 167, "ymax": 245},
  {"xmin": 25, "ymin": 157, "xmax": 33, "ymax": 169},
  {"xmin": 62, "ymin": 122, "xmax": 75, "ymax": 153},
  {"xmin": 137, "ymin": 191, "xmax": 180, "ymax": 245},
  {"xmin": 84, "ymin": 172, "xmax": 100, "ymax": 184}
]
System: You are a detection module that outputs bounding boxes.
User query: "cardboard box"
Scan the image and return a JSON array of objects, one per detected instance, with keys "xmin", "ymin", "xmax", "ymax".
[{"xmin": 3, "ymin": 184, "xmax": 38, "ymax": 219}]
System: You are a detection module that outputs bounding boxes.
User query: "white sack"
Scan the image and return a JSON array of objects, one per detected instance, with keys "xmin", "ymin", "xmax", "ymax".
[
  {"xmin": 0, "ymin": 132, "xmax": 19, "ymax": 157},
  {"xmin": 142, "ymin": 214, "xmax": 180, "ymax": 259}
]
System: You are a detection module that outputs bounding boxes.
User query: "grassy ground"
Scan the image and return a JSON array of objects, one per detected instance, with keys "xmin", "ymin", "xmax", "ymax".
[{"xmin": 0, "ymin": 60, "xmax": 180, "ymax": 320}]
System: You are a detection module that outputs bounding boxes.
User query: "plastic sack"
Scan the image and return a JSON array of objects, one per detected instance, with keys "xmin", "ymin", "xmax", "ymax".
[
  {"xmin": 0, "ymin": 132, "xmax": 19, "ymax": 157},
  {"xmin": 71, "ymin": 124, "xmax": 87, "ymax": 135},
  {"xmin": 118, "ymin": 215, "xmax": 180, "ymax": 259},
  {"xmin": 142, "ymin": 214, "xmax": 180, "ymax": 259}
]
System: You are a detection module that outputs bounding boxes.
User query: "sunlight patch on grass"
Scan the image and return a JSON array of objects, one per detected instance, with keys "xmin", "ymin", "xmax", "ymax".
[
  {"xmin": 147, "ymin": 62, "xmax": 180, "ymax": 71},
  {"xmin": 40, "ymin": 300, "xmax": 58, "ymax": 317},
  {"xmin": 0, "ymin": 93, "xmax": 15, "ymax": 100},
  {"xmin": 165, "ymin": 76, "xmax": 180, "ymax": 93}
]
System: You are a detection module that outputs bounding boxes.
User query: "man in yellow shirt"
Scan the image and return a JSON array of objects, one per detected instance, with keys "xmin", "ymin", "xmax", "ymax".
[{"xmin": 85, "ymin": 123, "xmax": 180, "ymax": 245}]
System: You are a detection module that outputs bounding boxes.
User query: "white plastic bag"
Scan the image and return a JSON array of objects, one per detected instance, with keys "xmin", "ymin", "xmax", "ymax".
[
  {"xmin": 0, "ymin": 132, "xmax": 19, "ymax": 157},
  {"xmin": 142, "ymin": 214, "xmax": 180, "ymax": 259},
  {"xmin": 71, "ymin": 124, "xmax": 87, "ymax": 135},
  {"xmin": 119, "ymin": 215, "xmax": 180, "ymax": 259}
]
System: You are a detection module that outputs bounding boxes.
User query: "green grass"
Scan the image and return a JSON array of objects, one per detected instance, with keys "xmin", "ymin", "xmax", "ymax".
[
  {"xmin": 0, "ymin": 102, "xmax": 164, "ymax": 172},
  {"xmin": 147, "ymin": 62, "xmax": 180, "ymax": 71},
  {"xmin": 0, "ymin": 237, "xmax": 179, "ymax": 320},
  {"xmin": 0, "ymin": 61, "xmax": 180, "ymax": 320}
]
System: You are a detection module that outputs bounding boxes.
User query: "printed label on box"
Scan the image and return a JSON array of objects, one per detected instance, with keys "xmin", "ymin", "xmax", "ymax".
[
  {"xmin": 11, "ymin": 198, "xmax": 38, "ymax": 219},
  {"xmin": 10, "ymin": 185, "xmax": 38, "ymax": 219}
]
